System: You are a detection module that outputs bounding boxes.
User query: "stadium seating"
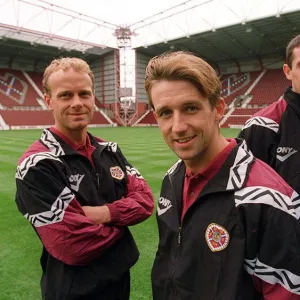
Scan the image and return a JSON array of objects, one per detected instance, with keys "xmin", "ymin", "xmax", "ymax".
[
  {"xmin": 221, "ymin": 108, "xmax": 261, "ymax": 128},
  {"xmin": 0, "ymin": 110, "xmax": 112, "ymax": 128},
  {"xmin": 248, "ymin": 69, "xmax": 289, "ymax": 105},
  {"xmin": 222, "ymin": 116, "xmax": 250, "ymax": 128},
  {"xmin": 220, "ymin": 69, "xmax": 290, "ymax": 128},
  {"xmin": 135, "ymin": 71, "xmax": 262, "ymax": 126},
  {"xmin": 1, "ymin": 110, "xmax": 54, "ymax": 127},
  {"xmin": 134, "ymin": 110, "xmax": 157, "ymax": 125},
  {"xmin": 0, "ymin": 69, "xmax": 43, "ymax": 108},
  {"xmin": 94, "ymin": 97, "xmax": 106, "ymax": 109},
  {"xmin": 26, "ymin": 71, "xmax": 44, "ymax": 92},
  {"xmin": 0, "ymin": 68, "xmax": 116, "ymax": 128},
  {"xmin": 90, "ymin": 111, "xmax": 112, "ymax": 125},
  {"xmin": 1, "ymin": 68, "xmax": 291, "ymax": 129},
  {"xmin": 232, "ymin": 108, "xmax": 261, "ymax": 116},
  {"xmin": 220, "ymin": 71, "xmax": 261, "ymax": 106}
]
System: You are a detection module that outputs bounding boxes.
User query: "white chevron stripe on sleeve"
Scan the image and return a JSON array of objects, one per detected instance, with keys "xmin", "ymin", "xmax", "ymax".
[
  {"xmin": 126, "ymin": 165, "xmax": 144, "ymax": 179},
  {"xmin": 227, "ymin": 140, "xmax": 254, "ymax": 190},
  {"xmin": 291, "ymin": 191, "xmax": 300, "ymax": 219},
  {"xmin": 245, "ymin": 258, "xmax": 300, "ymax": 295},
  {"xmin": 243, "ymin": 116, "xmax": 279, "ymax": 133},
  {"xmin": 166, "ymin": 159, "xmax": 182, "ymax": 176},
  {"xmin": 98, "ymin": 141, "xmax": 118, "ymax": 152},
  {"xmin": 235, "ymin": 186, "xmax": 299, "ymax": 219},
  {"xmin": 15, "ymin": 152, "xmax": 62, "ymax": 180},
  {"xmin": 24, "ymin": 187, "xmax": 74, "ymax": 227},
  {"xmin": 41, "ymin": 129, "xmax": 65, "ymax": 156}
]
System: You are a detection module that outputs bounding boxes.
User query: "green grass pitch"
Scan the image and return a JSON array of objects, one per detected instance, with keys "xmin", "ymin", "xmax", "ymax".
[{"xmin": 0, "ymin": 127, "xmax": 240, "ymax": 300}]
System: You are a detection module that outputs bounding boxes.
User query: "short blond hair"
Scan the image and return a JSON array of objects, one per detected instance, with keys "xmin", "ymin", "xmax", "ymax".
[
  {"xmin": 145, "ymin": 51, "xmax": 221, "ymax": 108},
  {"xmin": 43, "ymin": 57, "xmax": 95, "ymax": 95}
]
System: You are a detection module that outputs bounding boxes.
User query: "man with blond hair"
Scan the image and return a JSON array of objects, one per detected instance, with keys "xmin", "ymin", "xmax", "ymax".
[
  {"xmin": 15, "ymin": 57, "xmax": 154, "ymax": 300},
  {"xmin": 145, "ymin": 51, "xmax": 300, "ymax": 299}
]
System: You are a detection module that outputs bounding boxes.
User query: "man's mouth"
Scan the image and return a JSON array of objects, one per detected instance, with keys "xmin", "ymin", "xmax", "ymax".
[{"xmin": 175, "ymin": 136, "xmax": 196, "ymax": 143}]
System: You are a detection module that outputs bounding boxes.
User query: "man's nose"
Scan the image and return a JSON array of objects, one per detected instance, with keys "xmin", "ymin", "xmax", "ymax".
[
  {"xmin": 71, "ymin": 95, "xmax": 83, "ymax": 108},
  {"xmin": 172, "ymin": 112, "xmax": 188, "ymax": 134}
]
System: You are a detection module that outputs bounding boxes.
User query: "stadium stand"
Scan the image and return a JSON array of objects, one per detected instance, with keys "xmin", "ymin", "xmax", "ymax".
[
  {"xmin": 1, "ymin": 6, "xmax": 299, "ymax": 130},
  {"xmin": 137, "ymin": 110, "xmax": 157, "ymax": 126},
  {"xmin": 0, "ymin": 67, "xmax": 116, "ymax": 128},
  {"xmin": 134, "ymin": 69, "xmax": 290, "ymax": 128},
  {"xmin": 0, "ymin": 110, "xmax": 113, "ymax": 129},
  {"xmin": 1, "ymin": 110, "xmax": 54, "ymax": 128},
  {"xmin": 248, "ymin": 69, "xmax": 290, "ymax": 106},
  {"xmin": 26, "ymin": 71, "xmax": 44, "ymax": 94},
  {"xmin": 220, "ymin": 69, "xmax": 290, "ymax": 128},
  {"xmin": 221, "ymin": 108, "xmax": 261, "ymax": 128},
  {"xmin": 0, "ymin": 68, "xmax": 43, "ymax": 108},
  {"xmin": 220, "ymin": 71, "xmax": 261, "ymax": 106},
  {"xmin": 94, "ymin": 97, "xmax": 106, "ymax": 109},
  {"xmin": 90, "ymin": 111, "xmax": 114, "ymax": 126},
  {"xmin": 133, "ymin": 110, "xmax": 157, "ymax": 126}
]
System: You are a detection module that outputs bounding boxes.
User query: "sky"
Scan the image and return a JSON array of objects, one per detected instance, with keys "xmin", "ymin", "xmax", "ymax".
[
  {"xmin": 1, "ymin": 0, "xmax": 300, "ymax": 48},
  {"xmin": 45, "ymin": 0, "xmax": 300, "ymax": 27},
  {"xmin": 49, "ymin": 0, "xmax": 186, "ymax": 26}
]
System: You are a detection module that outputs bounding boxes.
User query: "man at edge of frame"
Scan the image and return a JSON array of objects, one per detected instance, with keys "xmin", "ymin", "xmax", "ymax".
[{"xmin": 15, "ymin": 57, "xmax": 154, "ymax": 300}]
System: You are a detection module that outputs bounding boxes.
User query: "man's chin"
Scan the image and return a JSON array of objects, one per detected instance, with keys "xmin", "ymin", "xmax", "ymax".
[
  {"xmin": 174, "ymin": 152, "xmax": 193, "ymax": 161},
  {"xmin": 174, "ymin": 150, "xmax": 202, "ymax": 163},
  {"xmin": 69, "ymin": 122, "xmax": 89, "ymax": 130}
]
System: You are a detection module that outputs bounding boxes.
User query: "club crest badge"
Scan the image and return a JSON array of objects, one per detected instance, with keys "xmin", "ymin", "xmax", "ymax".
[
  {"xmin": 110, "ymin": 166, "xmax": 125, "ymax": 180},
  {"xmin": 205, "ymin": 223, "xmax": 230, "ymax": 252}
]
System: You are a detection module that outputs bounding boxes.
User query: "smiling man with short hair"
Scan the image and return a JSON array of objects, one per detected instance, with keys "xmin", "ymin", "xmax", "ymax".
[
  {"xmin": 15, "ymin": 57, "xmax": 154, "ymax": 300},
  {"xmin": 145, "ymin": 51, "xmax": 300, "ymax": 300}
]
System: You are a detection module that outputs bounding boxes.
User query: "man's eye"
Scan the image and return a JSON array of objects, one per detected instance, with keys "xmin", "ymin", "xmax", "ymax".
[
  {"xmin": 60, "ymin": 93, "xmax": 71, "ymax": 98},
  {"xmin": 186, "ymin": 106, "xmax": 198, "ymax": 112},
  {"xmin": 160, "ymin": 110, "xmax": 172, "ymax": 117},
  {"xmin": 80, "ymin": 92, "xmax": 91, "ymax": 97}
]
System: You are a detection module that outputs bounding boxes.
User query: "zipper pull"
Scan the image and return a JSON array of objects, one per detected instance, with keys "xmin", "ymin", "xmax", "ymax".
[
  {"xmin": 178, "ymin": 226, "xmax": 182, "ymax": 246},
  {"xmin": 96, "ymin": 173, "xmax": 100, "ymax": 191}
]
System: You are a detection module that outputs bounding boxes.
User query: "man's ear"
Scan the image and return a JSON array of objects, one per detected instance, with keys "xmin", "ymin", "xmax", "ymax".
[
  {"xmin": 44, "ymin": 94, "xmax": 53, "ymax": 110},
  {"xmin": 214, "ymin": 98, "xmax": 226, "ymax": 121},
  {"xmin": 283, "ymin": 64, "xmax": 292, "ymax": 81}
]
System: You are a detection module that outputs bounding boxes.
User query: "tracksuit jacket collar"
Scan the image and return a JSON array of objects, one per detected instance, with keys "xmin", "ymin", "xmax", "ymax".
[
  {"xmin": 284, "ymin": 87, "xmax": 300, "ymax": 117},
  {"xmin": 166, "ymin": 138, "xmax": 255, "ymax": 199},
  {"xmin": 39, "ymin": 128, "xmax": 115, "ymax": 157}
]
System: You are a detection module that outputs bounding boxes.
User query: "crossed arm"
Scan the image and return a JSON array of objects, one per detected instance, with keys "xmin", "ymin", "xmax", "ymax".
[
  {"xmin": 15, "ymin": 156, "xmax": 154, "ymax": 266},
  {"xmin": 82, "ymin": 173, "xmax": 154, "ymax": 226}
]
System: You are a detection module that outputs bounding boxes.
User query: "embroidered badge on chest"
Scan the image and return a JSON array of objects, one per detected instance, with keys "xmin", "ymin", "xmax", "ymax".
[
  {"xmin": 110, "ymin": 166, "xmax": 125, "ymax": 180},
  {"xmin": 205, "ymin": 223, "xmax": 230, "ymax": 252}
]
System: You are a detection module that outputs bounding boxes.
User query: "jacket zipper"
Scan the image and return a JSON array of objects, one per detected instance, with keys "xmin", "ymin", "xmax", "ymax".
[
  {"xmin": 96, "ymin": 173, "xmax": 100, "ymax": 191},
  {"xmin": 84, "ymin": 147, "xmax": 100, "ymax": 192},
  {"xmin": 168, "ymin": 225, "xmax": 182, "ymax": 298},
  {"xmin": 73, "ymin": 153, "xmax": 100, "ymax": 192},
  {"xmin": 178, "ymin": 226, "xmax": 182, "ymax": 246},
  {"xmin": 167, "ymin": 174, "xmax": 183, "ymax": 297}
]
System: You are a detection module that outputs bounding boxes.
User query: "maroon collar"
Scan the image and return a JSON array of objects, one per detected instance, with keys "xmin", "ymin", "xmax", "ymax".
[
  {"xmin": 185, "ymin": 139, "xmax": 237, "ymax": 180},
  {"xmin": 50, "ymin": 127, "xmax": 92, "ymax": 151}
]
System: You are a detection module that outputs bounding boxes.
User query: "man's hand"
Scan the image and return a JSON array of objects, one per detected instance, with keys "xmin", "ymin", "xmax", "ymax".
[{"xmin": 81, "ymin": 205, "xmax": 111, "ymax": 224}]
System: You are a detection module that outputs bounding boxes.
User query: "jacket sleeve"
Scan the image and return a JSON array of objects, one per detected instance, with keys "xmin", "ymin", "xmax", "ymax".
[
  {"xmin": 106, "ymin": 146, "xmax": 155, "ymax": 226},
  {"xmin": 238, "ymin": 116, "xmax": 279, "ymax": 165},
  {"xmin": 253, "ymin": 277, "xmax": 300, "ymax": 299},
  {"xmin": 238, "ymin": 181, "xmax": 300, "ymax": 298},
  {"xmin": 15, "ymin": 152, "xmax": 124, "ymax": 266}
]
